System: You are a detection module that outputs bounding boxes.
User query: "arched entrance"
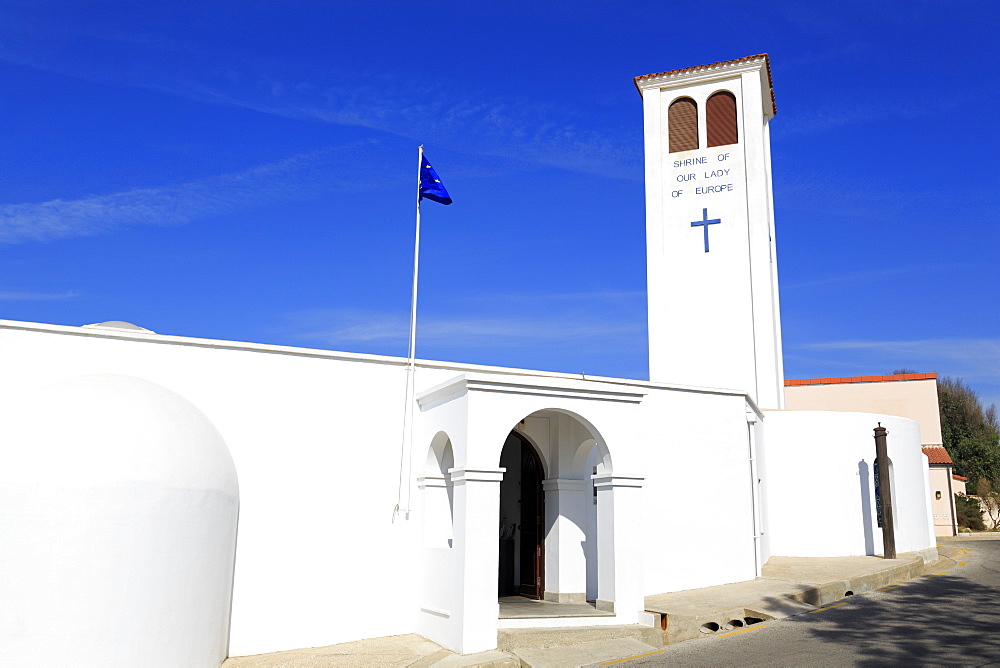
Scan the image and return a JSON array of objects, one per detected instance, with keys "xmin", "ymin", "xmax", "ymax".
[{"xmin": 498, "ymin": 431, "xmax": 545, "ymax": 600}]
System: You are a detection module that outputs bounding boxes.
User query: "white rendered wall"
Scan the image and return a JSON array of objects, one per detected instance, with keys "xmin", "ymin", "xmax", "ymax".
[
  {"xmin": 0, "ymin": 374, "xmax": 238, "ymax": 667},
  {"xmin": 0, "ymin": 320, "xmax": 768, "ymax": 656},
  {"xmin": 760, "ymin": 411, "xmax": 935, "ymax": 558},
  {"xmin": 0, "ymin": 322, "xmax": 441, "ymax": 657},
  {"xmin": 638, "ymin": 390, "xmax": 761, "ymax": 593},
  {"xmin": 639, "ymin": 58, "xmax": 784, "ymax": 409}
]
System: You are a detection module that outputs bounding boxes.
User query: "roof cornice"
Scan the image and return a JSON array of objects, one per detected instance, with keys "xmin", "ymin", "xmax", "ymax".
[
  {"xmin": 0, "ymin": 318, "xmax": 760, "ymax": 402},
  {"xmin": 634, "ymin": 54, "xmax": 776, "ymax": 117},
  {"xmin": 786, "ymin": 372, "xmax": 937, "ymax": 386},
  {"xmin": 416, "ymin": 372, "xmax": 648, "ymax": 409}
]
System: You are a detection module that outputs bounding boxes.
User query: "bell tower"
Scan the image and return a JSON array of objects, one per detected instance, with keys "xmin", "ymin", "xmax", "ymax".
[{"xmin": 635, "ymin": 55, "xmax": 784, "ymax": 409}]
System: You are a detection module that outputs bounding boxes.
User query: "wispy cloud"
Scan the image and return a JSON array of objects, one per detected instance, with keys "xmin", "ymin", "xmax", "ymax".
[
  {"xmin": 772, "ymin": 164, "xmax": 995, "ymax": 222},
  {"xmin": 290, "ymin": 306, "xmax": 645, "ymax": 350},
  {"xmin": 242, "ymin": 80, "xmax": 639, "ymax": 179},
  {"xmin": 778, "ymin": 95, "xmax": 965, "ymax": 137},
  {"xmin": 0, "ymin": 142, "xmax": 377, "ymax": 244},
  {"xmin": 0, "ymin": 25, "xmax": 640, "ymax": 180},
  {"xmin": 795, "ymin": 337, "xmax": 1000, "ymax": 383},
  {"xmin": 0, "ymin": 289, "xmax": 79, "ymax": 301},
  {"xmin": 277, "ymin": 289, "xmax": 649, "ymax": 379},
  {"xmin": 782, "ymin": 264, "xmax": 969, "ymax": 290},
  {"xmin": 285, "ymin": 290, "xmax": 647, "ymax": 353},
  {"xmin": 778, "ymin": 42, "xmax": 875, "ymax": 70},
  {"xmin": 106, "ymin": 66, "xmax": 640, "ymax": 179},
  {"xmin": 453, "ymin": 290, "xmax": 645, "ymax": 309}
]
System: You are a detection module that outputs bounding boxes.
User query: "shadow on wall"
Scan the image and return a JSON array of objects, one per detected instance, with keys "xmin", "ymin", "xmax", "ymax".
[{"xmin": 858, "ymin": 459, "xmax": 874, "ymax": 555}]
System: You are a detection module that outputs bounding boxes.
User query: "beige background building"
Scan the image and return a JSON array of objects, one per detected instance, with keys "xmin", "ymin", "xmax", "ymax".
[{"xmin": 785, "ymin": 373, "xmax": 942, "ymax": 445}]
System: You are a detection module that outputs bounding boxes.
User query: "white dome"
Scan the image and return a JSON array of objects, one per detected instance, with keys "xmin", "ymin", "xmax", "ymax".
[
  {"xmin": 0, "ymin": 373, "xmax": 237, "ymax": 492},
  {"xmin": 82, "ymin": 320, "xmax": 156, "ymax": 333},
  {"xmin": 0, "ymin": 374, "xmax": 239, "ymax": 667}
]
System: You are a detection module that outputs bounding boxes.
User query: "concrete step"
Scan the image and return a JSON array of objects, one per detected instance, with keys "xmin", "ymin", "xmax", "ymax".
[
  {"xmin": 513, "ymin": 638, "xmax": 662, "ymax": 668},
  {"xmin": 415, "ymin": 648, "xmax": 520, "ymax": 667},
  {"xmin": 655, "ymin": 605, "xmax": 786, "ymax": 646},
  {"xmin": 645, "ymin": 552, "xmax": 933, "ymax": 646},
  {"xmin": 497, "ymin": 624, "xmax": 661, "ymax": 652}
]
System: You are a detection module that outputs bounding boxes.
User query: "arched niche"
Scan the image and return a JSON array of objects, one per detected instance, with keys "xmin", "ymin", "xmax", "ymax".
[{"xmin": 420, "ymin": 431, "xmax": 455, "ymax": 548}]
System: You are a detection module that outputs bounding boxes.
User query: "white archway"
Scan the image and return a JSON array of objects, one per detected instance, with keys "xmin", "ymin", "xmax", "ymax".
[{"xmin": 498, "ymin": 409, "xmax": 615, "ymax": 606}]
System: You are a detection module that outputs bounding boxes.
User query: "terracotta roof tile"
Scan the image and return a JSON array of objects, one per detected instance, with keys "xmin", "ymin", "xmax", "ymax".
[
  {"xmin": 785, "ymin": 372, "xmax": 937, "ymax": 386},
  {"xmin": 953, "ymin": 474, "xmax": 968, "ymax": 482},
  {"xmin": 923, "ymin": 446, "xmax": 954, "ymax": 465},
  {"xmin": 633, "ymin": 54, "xmax": 776, "ymax": 115}
]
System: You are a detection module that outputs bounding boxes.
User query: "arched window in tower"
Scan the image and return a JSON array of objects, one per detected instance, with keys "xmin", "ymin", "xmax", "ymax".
[
  {"xmin": 668, "ymin": 97, "xmax": 698, "ymax": 153},
  {"xmin": 707, "ymin": 91, "xmax": 738, "ymax": 147}
]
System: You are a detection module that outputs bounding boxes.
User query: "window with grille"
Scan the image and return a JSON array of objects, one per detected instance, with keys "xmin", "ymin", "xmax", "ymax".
[
  {"xmin": 668, "ymin": 97, "xmax": 698, "ymax": 153},
  {"xmin": 707, "ymin": 91, "xmax": 738, "ymax": 148}
]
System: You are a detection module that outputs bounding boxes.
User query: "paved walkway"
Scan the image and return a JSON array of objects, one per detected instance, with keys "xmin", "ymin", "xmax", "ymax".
[
  {"xmin": 222, "ymin": 542, "xmax": 965, "ymax": 668},
  {"xmin": 500, "ymin": 596, "xmax": 613, "ymax": 619}
]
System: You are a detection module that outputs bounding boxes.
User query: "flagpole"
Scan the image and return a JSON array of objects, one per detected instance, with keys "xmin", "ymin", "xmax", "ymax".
[
  {"xmin": 395, "ymin": 145, "xmax": 423, "ymax": 521},
  {"xmin": 409, "ymin": 149, "xmax": 423, "ymax": 366}
]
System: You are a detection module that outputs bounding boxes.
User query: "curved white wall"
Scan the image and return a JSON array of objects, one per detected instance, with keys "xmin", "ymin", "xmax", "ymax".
[
  {"xmin": 0, "ymin": 374, "xmax": 239, "ymax": 667},
  {"xmin": 760, "ymin": 410, "xmax": 934, "ymax": 559}
]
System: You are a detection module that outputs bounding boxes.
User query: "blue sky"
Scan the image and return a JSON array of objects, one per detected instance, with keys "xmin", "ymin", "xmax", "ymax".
[{"xmin": 1, "ymin": 1, "xmax": 997, "ymax": 408}]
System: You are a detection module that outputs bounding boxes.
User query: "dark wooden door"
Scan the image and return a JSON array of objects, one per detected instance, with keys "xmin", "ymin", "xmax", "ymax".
[
  {"xmin": 518, "ymin": 443, "xmax": 545, "ymax": 599},
  {"xmin": 498, "ymin": 538, "xmax": 516, "ymax": 596}
]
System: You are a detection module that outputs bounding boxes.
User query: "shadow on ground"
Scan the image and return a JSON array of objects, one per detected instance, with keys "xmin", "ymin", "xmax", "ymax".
[{"xmin": 767, "ymin": 568, "xmax": 1000, "ymax": 665}]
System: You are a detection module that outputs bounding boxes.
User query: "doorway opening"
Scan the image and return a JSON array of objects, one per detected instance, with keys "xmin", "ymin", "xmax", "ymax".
[{"xmin": 498, "ymin": 431, "xmax": 545, "ymax": 600}]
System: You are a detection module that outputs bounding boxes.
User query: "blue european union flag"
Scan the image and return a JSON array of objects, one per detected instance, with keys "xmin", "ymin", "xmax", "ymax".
[{"xmin": 419, "ymin": 154, "xmax": 452, "ymax": 205}]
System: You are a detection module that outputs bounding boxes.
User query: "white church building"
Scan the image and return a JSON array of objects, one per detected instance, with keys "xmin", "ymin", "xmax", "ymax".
[{"xmin": 0, "ymin": 55, "xmax": 937, "ymax": 666}]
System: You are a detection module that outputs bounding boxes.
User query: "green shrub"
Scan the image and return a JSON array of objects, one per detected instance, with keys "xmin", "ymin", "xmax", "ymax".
[
  {"xmin": 955, "ymin": 494, "xmax": 985, "ymax": 531},
  {"xmin": 939, "ymin": 377, "xmax": 1000, "ymax": 486}
]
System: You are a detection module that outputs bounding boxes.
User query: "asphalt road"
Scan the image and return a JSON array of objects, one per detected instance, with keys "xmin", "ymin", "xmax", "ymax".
[{"xmin": 604, "ymin": 538, "xmax": 1000, "ymax": 667}]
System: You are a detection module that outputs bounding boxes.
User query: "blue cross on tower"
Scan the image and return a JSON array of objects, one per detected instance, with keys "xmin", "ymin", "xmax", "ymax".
[{"xmin": 691, "ymin": 208, "xmax": 722, "ymax": 253}]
